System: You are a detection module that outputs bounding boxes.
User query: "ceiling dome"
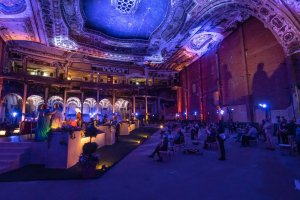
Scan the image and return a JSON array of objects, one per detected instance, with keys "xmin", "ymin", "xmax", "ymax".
[{"xmin": 81, "ymin": 0, "xmax": 169, "ymax": 40}]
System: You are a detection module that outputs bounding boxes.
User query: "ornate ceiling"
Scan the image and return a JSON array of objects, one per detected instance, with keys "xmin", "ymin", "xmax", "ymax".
[{"xmin": 0, "ymin": 0, "xmax": 300, "ymax": 71}]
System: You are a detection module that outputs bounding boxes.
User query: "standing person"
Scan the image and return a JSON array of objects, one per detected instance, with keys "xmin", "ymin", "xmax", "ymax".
[
  {"xmin": 217, "ymin": 121, "xmax": 226, "ymax": 161},
  {"xmin": 35, "ymin": 104, "xmax": 55, "ymax": 141},
  {"xmin": 287, "ymin": 118, "xmax": 297, "ymax": 142},
  {"xmin": 76, "ymin": 111, "xmax": 82, "ymax": 127},
  {"xmin": 115, "ymin": 122, "xmax": 121, "ymax": 143},
  {"xmin": 279, "ymin": 117, "xmax": 288, "ymax": 144},
  {"xmin": 264, "ymin": 119, "xmax": 275, "ymax": 150}
]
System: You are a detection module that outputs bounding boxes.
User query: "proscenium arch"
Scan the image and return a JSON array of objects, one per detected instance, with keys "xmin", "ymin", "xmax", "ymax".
[{"xmin": 191, "ymin": 0, "xmax": 300, "ymax": 55}]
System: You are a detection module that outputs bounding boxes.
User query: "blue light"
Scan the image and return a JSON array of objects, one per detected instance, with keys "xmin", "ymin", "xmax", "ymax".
[
  {"xmin": 12, "ymin": 112, "xmax": 17, "ymax": 118},
  {"xmin": 194, "ymin": 111, "xmax": 197, "ymax": 116},
  {"xmin": 259, "ymin": 103, "xmax": 268, "ymax": 109},
  {"xmin": 220, "ymin": 110, "xmax": 225, "ymax": 115},
  {"xmin": 135, "ymin": 113, "xmax": 139, "ymax": 116}
]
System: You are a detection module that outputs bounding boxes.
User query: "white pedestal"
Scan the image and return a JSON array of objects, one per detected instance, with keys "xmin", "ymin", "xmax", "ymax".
[
  {"xmin": 98, "ymin": 125, "xmax": 116, "ymax": 145},
  {"xmin": 45, "ymin": 131, "xmax": 106, "ymax": 169}
]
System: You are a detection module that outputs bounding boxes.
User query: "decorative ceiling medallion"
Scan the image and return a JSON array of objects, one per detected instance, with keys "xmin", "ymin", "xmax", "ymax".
[
  {"xmin": 111, "ymin": 0, "xmax": 141, "ymax": 14},
  {"xmin": 187, "ymin": 32, "xmax": 224, "ymax": 56},
  {"xmin": 53, "ymin": 36, "xmax": 78, "ymax": 51}
]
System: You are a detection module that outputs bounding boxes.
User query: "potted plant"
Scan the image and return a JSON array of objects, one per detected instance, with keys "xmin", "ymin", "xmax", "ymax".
[{"xmin": 79, "ymin": 142, "xmax": 99, "ymax": 178}]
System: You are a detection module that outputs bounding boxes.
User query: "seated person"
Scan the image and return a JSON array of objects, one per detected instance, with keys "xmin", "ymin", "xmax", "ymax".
[
  {"xmin": 191, "ymin": 128, "xmax": 197, "ymax": 140},
  {"xmin": 174, "ymin": 131, "xmax": 185, "ymax": 145},
  {"xmin": 203, "ymin": 125, "xmax": 217, "ymax": 149},
  {"xmin": 235, "ymin": 125, "xmax": 248, "ymax": 142},
  {"xmin": 148, "ymin": 136, "xmax": 169, "ymax": 161},
  {"xmin": 241, "ymin": 124, "xmax": 258, "ymax": 146}
]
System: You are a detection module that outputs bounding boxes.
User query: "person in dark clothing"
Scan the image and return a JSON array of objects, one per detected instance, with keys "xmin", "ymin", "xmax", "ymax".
[
  {"xmin": 174, "ymin": 131, "xmax": 185, "ymax": 145},
  {"xmin": 191, "ymin": 128, "xmax": 197, "ymax": 140},
  {"xmin": 149, "ymin": 136, "xmax": 169, "ymax": 161},
  {"xmin": 279, "ymin": 118, "xmax": 288, "ymax": 144},
  {"xmin": 217, "ymin": 121, "xmax": 226, "ymax": 161},
  {"xmin": 115, "ymin": 122, "xmax": 121, "ymax": 142},
  {"xmin": 287, "ymin": 118, "xmax": 297, "ymax": 138},
  {"xmin": 203, "ymin": 125, "xmax": 217, "ymax": 149}
]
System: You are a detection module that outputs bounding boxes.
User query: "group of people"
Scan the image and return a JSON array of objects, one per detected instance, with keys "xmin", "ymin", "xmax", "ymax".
[
  {"xmin": 233, "ymin": 116, "xmax": 300, "ymax": 154},
  {"xmin": 149, "ymin": 120, "xmax": 227, "ymax": 161},
  {"xmin": 35, "ymin": 104, "xmax": 63, "ymax": 141}
]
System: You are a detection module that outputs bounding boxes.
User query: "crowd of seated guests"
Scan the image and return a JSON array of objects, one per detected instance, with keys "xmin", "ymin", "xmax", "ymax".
[{"xmin": 149, "ymin": 120, "xmax": 227, "ymax": 161}]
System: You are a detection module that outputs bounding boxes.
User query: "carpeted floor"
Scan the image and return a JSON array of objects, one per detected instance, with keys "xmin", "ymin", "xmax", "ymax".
[{"xmin": 0, "ymin": 127, "xmax": 159, "ymax": 182}]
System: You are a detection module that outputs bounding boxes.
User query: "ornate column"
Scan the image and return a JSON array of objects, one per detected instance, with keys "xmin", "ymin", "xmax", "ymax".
[{"xmin": 21, "ymin": 82, "xmax": 28, "ymax": 121}]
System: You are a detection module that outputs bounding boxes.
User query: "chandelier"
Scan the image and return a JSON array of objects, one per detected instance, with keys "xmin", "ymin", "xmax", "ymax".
[{"xmin": 111, "ymin": 0, "xmax": 141, "ymax": 14}]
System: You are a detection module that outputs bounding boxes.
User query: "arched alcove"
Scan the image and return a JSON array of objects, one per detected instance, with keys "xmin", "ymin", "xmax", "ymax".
[
  {"xmin": 26, "ymin": 95, "xmax": 44, "ymax": 118},
  {"xmin": 2, "ymin": 93, "xmax": 23, "ymax": 123}
]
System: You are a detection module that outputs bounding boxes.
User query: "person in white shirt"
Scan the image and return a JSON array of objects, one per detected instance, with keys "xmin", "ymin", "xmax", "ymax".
[
  {"xmin": 264, "ymin": 119, "xmax": 275, "ymax": 150},
  {"xmin": 241, "ymin": 124, "xmax": 258, "ymax": 146}
]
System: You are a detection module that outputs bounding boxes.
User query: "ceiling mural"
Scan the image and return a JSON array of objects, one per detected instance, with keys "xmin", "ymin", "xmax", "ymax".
[
  {"xmin": 81, "ymin": 0, "xmax": 169, "ymax": 40},
  {"xmin": 0, "ymin": 0, "xmax": 299, "ymax": 71}
]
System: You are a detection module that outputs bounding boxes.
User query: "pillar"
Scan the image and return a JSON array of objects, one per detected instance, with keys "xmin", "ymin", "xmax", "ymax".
[
  {"xmin": 177, "ymin": 87, "xmax": 182, "ymax": 114},
  {"xmin": 63, "ymin": 89, "xmax": 67, "ymax": 120},
  {"xmin": 22, "ymin": 56, "xmax": 28, "ymax": 74},
  {"xmin": 90, "ymin": 72, "xmax": 94, "ymax": 83},
  {"xmin": 157, "ymin": 97, "xmax": 161, "ymax": 117},
  {"xmin": 145, "ymin": 67, "xmax": 149, "ymax": 86},
  {"xmin": 112, "ymin": 92, "xmax": 116, "ymax": 113},
  {"xmin": 133, "ymin": 96, "xmax": 136, "ymax": 114},
  {"xmin": 240, "ymin": 24, "xmax": 254, "ymax": 122},
  {"xmin": 0, "ymin": 78, "xmax": 4, "ymax": 122},
  {"xmin": 216, "ymin": 51, "xmax": 223, "ymax": 107},
  {"xmin": 64, "ymin": 63, "xmax": 70, "ymax": 80},
  {"xmin": 81, "ymin": 92, "xmax": 84, "ymax": 115},
  {"xmin": 44, "ymin": 87, "xmax": 49, "ymax": 103},
  {"xmin": 21, "ymin": 82, "xmax": 28, "ymax": 121},
  {"xmin": 145, "ymin": 96, "xmax": 148, "ymax": 121},
  {"xmin": 96, "ymin": 89, "xmax": 100, "ymax": 120}
]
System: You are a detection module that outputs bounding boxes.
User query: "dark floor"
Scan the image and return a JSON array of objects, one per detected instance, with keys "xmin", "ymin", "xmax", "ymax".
[
  {"xmin": 0, "ymin": 130, "xmax": 299, "ymax": 200},
  {"xmin": 0, "ymin": 127, "xmax": 158, "ymax": 182}
]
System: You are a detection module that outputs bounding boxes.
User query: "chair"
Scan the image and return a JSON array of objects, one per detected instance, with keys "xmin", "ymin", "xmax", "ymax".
[{"xmin": 279, "ymin": 135, "xmax": 296, "ymax": 155}]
